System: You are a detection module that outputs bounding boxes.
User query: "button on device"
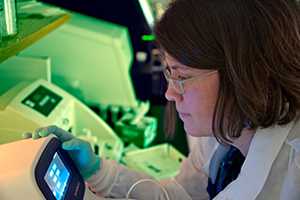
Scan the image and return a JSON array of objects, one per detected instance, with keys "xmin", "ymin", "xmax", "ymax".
[{"xmin": 62, "ymin": 118, "xmax": 69, "ymax": 126}]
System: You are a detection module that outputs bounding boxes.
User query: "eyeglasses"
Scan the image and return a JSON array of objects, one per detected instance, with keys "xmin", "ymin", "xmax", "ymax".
[{"xmin": 163, "ymin": 67, "xmax": 218, "ymax": 95}]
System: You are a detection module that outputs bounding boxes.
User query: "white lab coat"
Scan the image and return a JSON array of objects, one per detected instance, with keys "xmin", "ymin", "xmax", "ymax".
[{"xmin": 86, "ymin": 118, "xmax": 300, "ymax": 200}]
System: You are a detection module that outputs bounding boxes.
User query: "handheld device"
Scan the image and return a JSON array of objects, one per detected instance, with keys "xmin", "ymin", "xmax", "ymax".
[{"xmin": 0, "ymin": 135, "xmax": 85, "ymax": 200}]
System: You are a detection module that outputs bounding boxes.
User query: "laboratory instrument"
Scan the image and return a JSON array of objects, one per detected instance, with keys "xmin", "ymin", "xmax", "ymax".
[
  {"xmin": 0, "ymin": 79, "xmax": 123, "ymax": 161},
  {"xmin": 123, "ymin": 143, "xmax": 185, "ymax": 180},
  {"xmin": 115, "ymin": 112, "xmax": 157, "ymax": 148},
  {"xmin": 20, "ymin": 6, "xmax": 137, "ymax": 107},
  {"xmin": 0, "ymin": 0, "xmax": 18, "ymax": 38}
]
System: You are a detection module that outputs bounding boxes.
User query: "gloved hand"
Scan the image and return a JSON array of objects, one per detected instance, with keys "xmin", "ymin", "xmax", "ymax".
[{"xmin": 32, "ymin": 125, "xmax": 100, "ymax": 180}]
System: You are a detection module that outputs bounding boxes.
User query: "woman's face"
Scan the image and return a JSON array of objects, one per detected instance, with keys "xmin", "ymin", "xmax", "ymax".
[{"xmin": 164, "ymin": 54, "xmax": 220, "ymax": 137}]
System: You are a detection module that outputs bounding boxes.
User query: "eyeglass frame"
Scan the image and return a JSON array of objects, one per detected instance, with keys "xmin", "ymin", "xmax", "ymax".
[{"xmin": 163, "ymin": 66, "xmax": 218, "ymax": 95}]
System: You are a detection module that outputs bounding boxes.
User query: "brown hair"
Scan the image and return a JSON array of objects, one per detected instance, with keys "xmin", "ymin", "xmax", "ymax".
[{"xmin": 155, "ymin": 0, "xmax": 300, "ymax": 143}]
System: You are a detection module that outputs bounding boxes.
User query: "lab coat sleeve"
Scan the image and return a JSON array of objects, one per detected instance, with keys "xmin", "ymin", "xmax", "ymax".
[
  {"xmin": 86, "ymin": 146, "xmax": 210, "ymax": 200},
  {"xmin": 281, "ymin": 138, "xmax": 300, "ymax": 200}
]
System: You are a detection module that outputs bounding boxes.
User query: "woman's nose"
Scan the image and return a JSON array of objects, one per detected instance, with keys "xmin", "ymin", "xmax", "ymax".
[{"xmin": 165, "ymin": 85, "xmax": 183, "ymax": 102}]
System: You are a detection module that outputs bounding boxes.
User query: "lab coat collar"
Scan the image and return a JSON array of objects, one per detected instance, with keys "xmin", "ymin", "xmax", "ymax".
[{"xmin": 214, "ymin": 122, "xmax": 295, "ymax": 200}]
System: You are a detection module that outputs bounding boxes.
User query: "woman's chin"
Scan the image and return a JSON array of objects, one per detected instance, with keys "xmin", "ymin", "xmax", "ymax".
[
  {"xmin": 184, "ymin": 125, "xmax": 199, "ymax": 137},
  {"xmin": 184, "ymin": 124, "xmax": 212, "ymax": 137}
]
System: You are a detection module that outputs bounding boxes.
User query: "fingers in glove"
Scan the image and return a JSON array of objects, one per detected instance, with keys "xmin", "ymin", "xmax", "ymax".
[
  {"xmin": 62, "ymin": 138, "xmax": 90, "ymax": 151},
  {"xmin": 22, "ymin": 132, "xmax": 32, "ymax": 139},
  {"xmin": 35, "ymin": 125, "xmax": 73, "ymax": 142}
]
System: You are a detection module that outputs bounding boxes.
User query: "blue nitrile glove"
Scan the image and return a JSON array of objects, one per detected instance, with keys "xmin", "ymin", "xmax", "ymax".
[{"xmin": 34, "ymin": 125, "xmax": 101, "ymax": 180}]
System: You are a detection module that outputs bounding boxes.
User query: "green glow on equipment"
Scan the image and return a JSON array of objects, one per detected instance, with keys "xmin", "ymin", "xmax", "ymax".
[
  {"xmin": 142, "ymin": 34, "xmax": 156, "ymax": 42},
  {"xmin": 21, "ymin": 12, "xmax": 137, "ymax": 108}
]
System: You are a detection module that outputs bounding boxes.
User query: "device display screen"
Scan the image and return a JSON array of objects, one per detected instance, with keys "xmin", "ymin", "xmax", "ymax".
[
  {"xmin": 21, "ymin": 85, "xmax": 62, "ymax": 117},
  {"xmin": 44, "ymin": 152, "xmax": 70, "ymax": 200}
]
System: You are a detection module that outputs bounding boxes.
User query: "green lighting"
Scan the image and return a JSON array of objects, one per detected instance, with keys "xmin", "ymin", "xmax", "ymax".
[{"xmin": 142, "ymin": 34, "xmax": 156, "ymax": 41}]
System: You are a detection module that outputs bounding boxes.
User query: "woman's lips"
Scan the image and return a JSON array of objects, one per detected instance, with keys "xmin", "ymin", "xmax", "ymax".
[{"xmin": 179, "ymin": 112, "xmax": 191, "ymax": 120}]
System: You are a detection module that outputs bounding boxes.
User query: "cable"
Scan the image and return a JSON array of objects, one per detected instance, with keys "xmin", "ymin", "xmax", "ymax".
[{"xmin": 126, "ymin": 178, "xmax": 170, "ymax": 200}]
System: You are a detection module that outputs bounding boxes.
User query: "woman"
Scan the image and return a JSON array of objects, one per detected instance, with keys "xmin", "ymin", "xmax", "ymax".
[{"xmin": 34, "ymin": 0, "xmax": 300, "ymax": 199}]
